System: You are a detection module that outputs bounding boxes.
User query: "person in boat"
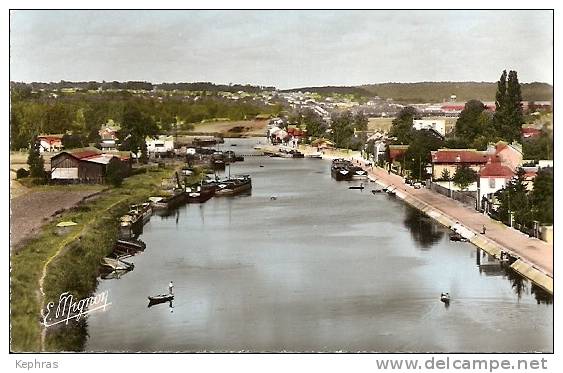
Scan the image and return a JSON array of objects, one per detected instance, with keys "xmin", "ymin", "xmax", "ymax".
[{"xmin": 169, "ymin": 281, "xmax": 174, "ymax": 295}]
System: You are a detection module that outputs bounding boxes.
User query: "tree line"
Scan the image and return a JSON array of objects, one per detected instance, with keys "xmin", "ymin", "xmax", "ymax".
[
  {"xmin": 10, "ymin": 81, "xmax": 274, "ymax": 93},
  {"xmin": 10, "ymin": 90, "xmax": 282, "ymax": 150}
]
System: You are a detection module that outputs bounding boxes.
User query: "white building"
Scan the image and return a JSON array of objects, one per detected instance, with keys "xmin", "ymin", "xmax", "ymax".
[
  {"xmin": 146, "ymin": 135, "xmax": 174, "ymax": 154},
  {"xmin": 478, "ymin": 161, "xmax": 515, "ymax": 210},
  {"xmin": 412, "ymin": 119, "xmax": 446, "ymax": 137},
  {"xmin": 38, "ymin": 134, "xmax": 64, "ymax": 153}
]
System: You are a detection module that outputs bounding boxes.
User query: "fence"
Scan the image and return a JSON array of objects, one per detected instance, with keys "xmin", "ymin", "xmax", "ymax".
[{"xmin": 428, "ymin": 181, "xmax": 477, "ymax": 209}]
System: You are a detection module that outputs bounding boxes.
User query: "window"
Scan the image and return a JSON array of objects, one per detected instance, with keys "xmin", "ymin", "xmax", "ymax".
[{"xmin": 489, "ymin": 178, "xmax": 495, "ymax": 188}]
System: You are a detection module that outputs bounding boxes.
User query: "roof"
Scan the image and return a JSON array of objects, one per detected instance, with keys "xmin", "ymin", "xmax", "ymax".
[
  {"xmin": 38, "ymin": 134, "xmax": 64, "ymax": 140},
  {"xmin": 147, "ymin": 135, "xmax": 174, "ymax": 142},
  {"xmin": 84, "ymin": 154, "xmax": 118, "ymax": 165},
  {"xmin": 311, "ymin": 138, "xmax": 334, "ymax": 146},
  {"xmin": 389, "ymin": 145, "xmax": 409, "ymax": 160},
  {"xmin": 287, "ymin": 127, "xmax": 304, "ymax": 136},
  {"xmin": 56, "ymin": 147, "xmax": 103, "ymax": 160},
  {"xmin": 431, "ymin": 149, "xmax": 488, "ymax": 164},
  {"xmin": 107, "ymin": 151, "xmax": 131, "ymax": 161},
  {"xmin": 480, "ymin": 162, "xmax": 514, "ymax": 178}
]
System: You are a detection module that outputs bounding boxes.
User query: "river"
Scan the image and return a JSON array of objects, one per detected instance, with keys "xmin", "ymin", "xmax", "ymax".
[{"xmin": 84, "ymin": 138, "xmax": 553, "ymax": 352}]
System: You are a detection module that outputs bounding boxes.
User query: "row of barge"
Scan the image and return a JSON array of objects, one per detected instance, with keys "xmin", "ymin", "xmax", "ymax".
[{"xmin": 330, "ymin": 158, "xmax": 368, "ymax": 181}]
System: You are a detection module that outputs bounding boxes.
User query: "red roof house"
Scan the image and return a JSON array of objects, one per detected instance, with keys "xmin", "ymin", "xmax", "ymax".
[{"xmin": 431, "ymin": 149, "xmax": 488, "ymax": 180}]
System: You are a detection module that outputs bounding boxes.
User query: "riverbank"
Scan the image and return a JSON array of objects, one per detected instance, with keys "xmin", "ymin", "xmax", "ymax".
[
  {"xmin": 10, "ymin": 165, "xmax": 177, "ymax": 352},
  {"xmin": 360, "ymin": 163, "xmax": 553, "ymax": 294}
]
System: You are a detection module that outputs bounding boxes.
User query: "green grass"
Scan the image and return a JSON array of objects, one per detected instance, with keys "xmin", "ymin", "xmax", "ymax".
[{"xmin": 10, "ymin": 166, "xmax": 176, "ymax": 352}]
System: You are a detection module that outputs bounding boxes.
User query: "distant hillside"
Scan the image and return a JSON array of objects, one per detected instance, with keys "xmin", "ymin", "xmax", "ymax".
[
  {"xmin": 281, "ymin": 86, "xmax": 372, "ymax": 97},
  {"xmin": 360, "ymin": 82, "xmax": 553, "ymax": 103}
]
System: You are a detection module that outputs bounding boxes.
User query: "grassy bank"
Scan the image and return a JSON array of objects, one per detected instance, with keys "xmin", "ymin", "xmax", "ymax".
[{"xmin": 10, "ymin": 165, "xmax": 177, "ymax": 352}]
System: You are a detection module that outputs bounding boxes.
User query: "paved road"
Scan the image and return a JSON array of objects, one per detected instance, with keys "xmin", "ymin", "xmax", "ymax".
[{"xmin": 357, "ymin": 161, "xmax": 553, "ymax": 277}]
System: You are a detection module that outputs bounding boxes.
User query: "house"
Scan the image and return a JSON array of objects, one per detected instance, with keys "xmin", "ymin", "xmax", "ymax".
[
  {"xmin": 478, "ymin": 157, "xmax": 515, "ymax": 211},
  {"xmin": 388, "ymin": 145, "xmax": 409, "ymax": 174},
  {"xmin": 412, "ymin": 119, "xmax": 446, "ymax": 137},
  {"xmin": 490, "ymin": 142, "xmax": 523, "ymax": 171},
  {"xmin": 50, "ymin": 147, "xmax": 131, "ymax": 183},
  {"xmin": 99, "ymin": 121, "xmax": 121, "ymax": 151},
  {"xmin": 310, "ymin": 138, "xmax": 334, "ymax": 150},
  {"xmin": 99, "ymin": 122, "xmax": 120, "ymax": 141},
  {"xmin": 388, "ymin": 145, "xmax": 409, "ymax": 163},
  {"xmin": 430, "ymin": 149, "xmax": 488, "ymax": 180},
  {"xmin": 38, "ymin": 134, "xmax": 64, "ymax": 153},
  {"xmin": 146, "ymin": 135, "xmax": 174, "ymax": 155},
  {"xmin": 100, "ymin": 140, "xmax": 118, "ymax": 151}
]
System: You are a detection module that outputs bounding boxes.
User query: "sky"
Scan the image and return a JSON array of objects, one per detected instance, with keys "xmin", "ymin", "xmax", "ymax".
[{"xmin": 9, "ymin": 10, "xmax": 553, "ymax": 89}]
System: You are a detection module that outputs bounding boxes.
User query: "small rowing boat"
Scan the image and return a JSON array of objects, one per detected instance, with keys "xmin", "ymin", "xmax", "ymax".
[{"xmin": 148, "ymin": 294, "xmax": 174, "ymax": 307}]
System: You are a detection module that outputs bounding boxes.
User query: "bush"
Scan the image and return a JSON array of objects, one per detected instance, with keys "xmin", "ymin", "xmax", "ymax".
[
  {"xmin": 131, "ymin": 167, "xmax": 148, "ymax": 176},
  {"xmin": 106, "ymin": 161, "xmax": 124, "ymax": 187},
  {"xmin": 16, "ymin": 168, "xmax": 29, "ymax": 179}
]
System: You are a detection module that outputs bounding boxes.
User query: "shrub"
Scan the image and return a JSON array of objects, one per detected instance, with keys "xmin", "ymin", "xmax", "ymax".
[{"xmin": 16, "ymin": 168, "xmax": 29, "ymax": 179}]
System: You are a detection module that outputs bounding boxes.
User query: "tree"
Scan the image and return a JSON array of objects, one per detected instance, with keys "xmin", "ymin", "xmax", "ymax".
[
  {"xmin": 329, "ymin": 111, "xmax": 354, "ymax": 149},
  {"xmin": 522, "ymin": 132, "xmax": 552, "ymax": 161},
  {"xmin": 404, "ymin": 130, "xmax": 443, "ymax": 180},
  {"xmin": 494, "ymin": 70, "xmax": 507, "ymax": 118},
  {"xmin": 441, "ymin": 169, "xmax": 452, "ymax": 197},
  {"xmin": 105, "ymin": 160, "xmax": 124, "ymax": 187},
  {"xmin": 452, "ymin": 164, "xmax": 477, "ymax": 191},
  {"xmin": 494, "ymin": 169, "xmax": 531, "ymax": 227},
  {"xmin": 454, "ymin": 100, "xmax": 496, "ymax": 148},
  {"xmin": 349, "ymin": 111, "xmax": 368, "ymax": 151},
  {"xmin": 530, "ymin": 168, "xmax": 553, "ymax": 225},
  {"xmin": 389, "ymin": 106, "xmax": 417, "ymax": 144},
  {"xmin": 27, "ymin": 137, "xmax": 46, "ymax": 179},
  {"xmin": 455, "ymin": 100, "xmax": 486, "ymax": 141},
  {"xmin": 62, "ymin": 133, "xmax": 85, "ymax": 149},
  {"xmin": 493, "ymin": 69, "xmax": 523, "ymax": 143},
  {"xmin": 505, "ymin": 70, "xmax": 523, "ymax": 142},
  {"xmin": 440, "ymin": 168, "xmax": 451, "ymax": 182},
  {"xmin": 301, "ymin": 109, "xmax": 327, "ymax": 138},
  {"xmin": 119, "ymin": 104, "xmax": 158, "ymax": 160}
]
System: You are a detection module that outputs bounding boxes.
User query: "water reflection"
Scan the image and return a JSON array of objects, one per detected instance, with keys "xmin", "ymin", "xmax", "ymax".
[
  {"xmin": 402, "ymin": 207, "xmax": 444, "ymax": 249},
  {"xmin": 532, "ymin": 284, "xmax": 553, "ymax": 305},
  {"xmin": 476, "ymin": 248, "xmax": 553, "ymax": 305}
]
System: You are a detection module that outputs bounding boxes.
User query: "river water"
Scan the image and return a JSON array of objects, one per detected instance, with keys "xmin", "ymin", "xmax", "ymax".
[{"xmin": 85, "ymin": 138, "xmax": 552, "ymax": 352}]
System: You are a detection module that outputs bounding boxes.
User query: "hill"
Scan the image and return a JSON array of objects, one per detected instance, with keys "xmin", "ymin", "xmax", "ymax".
[
  {"xmin": 360, "ymin": 82, "xmax": 553, "ymax": 103},
  {"xmin": 280, "ymin": 86, "xmax": 372, "ymax": 97},
  {"xmin": 284, "ymin": 82, "xmax": 553, "ymax": 103}
]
